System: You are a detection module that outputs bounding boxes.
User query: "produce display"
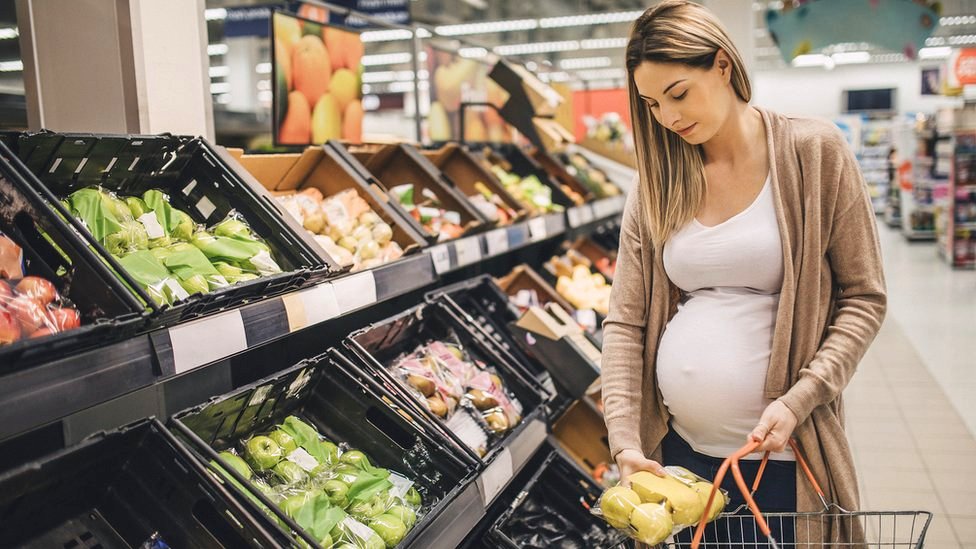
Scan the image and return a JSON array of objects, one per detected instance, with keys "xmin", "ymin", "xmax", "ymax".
[
  {"xmin": 390, "ymin": 337, "xmax": 523, "ymax": 457},
  {"xmin": 466, "ymin": 181, "xmax": 517, "ymax": 225},
  {"xmin": 562, "ymin": 153, "xmax": 621, "ymax": 199},
  {"xmin": 389, "ymin": 183, "xmax": 465, "ymax": 242},
  {"xmin": 61, "ymin": 187, "xmax": 282, "ymax": 306},
  {"xmin": 593, "ymin": 467, "xmax": 728, "ymax": 545},
  {"xmin": 210, "ymin": 415, "xmax": 423, "ymax": 549},
  {"xmin": 553, "ymin": 263, "xmax": 611, "ymax": 316},
  {"xmin": 277, "ymin": 188, "xmax": 404, "ymax": 272},
  {"xmin": 0, "ymin": 235, "xmax": 82, "ymax": 345},
  {"xmin": 488, "ymin": 165, "xmax": 563, "ymax": 215}
]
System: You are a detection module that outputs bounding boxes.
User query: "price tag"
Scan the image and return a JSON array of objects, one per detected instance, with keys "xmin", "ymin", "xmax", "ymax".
[
  {"xmin": 429, "ymin": 244, "xmax": 452, "ymax": 274},
  {"xmin": 388, "ymin": 472, "xmax": 415, "ymax": 499},
  {"xmin": 528, "ymin": 217, "xmax": 547, "ymax": 241},
  {"xmin": 286, "ymin": 448, "xmax": 320, "ymax": 472},
  {"xmin": 591, "ymin": 199, "xmax": 607, "ymax": 218},
  {"xmin": 333, "ymin": 271, "xmax": 377, "ymax": 314},
  {"xmin": 283, "ymin": 283, "xmax": 340, "ymax": 332},
  {"xmin": 169, "ymin": 310, "xmax": 247, "ymax": 373},
  {"xmin": 567, "ymin": 207, "xmax": 582, "ymax": 228},
  {"xmin": 575, "ymin": 308, "xmax": 599, "ymax": 332},
  {"xmin": 479, "ymin": 447, "xmax": 513, "ymax": 505},
  {"xmin": 138, "ymin": 213, "xmax": 165, "ymax": 239},
  {"xmin": 485, "ymin": 228, "xmax": 509, "ymax": 256},
  {"xmin": 455, "ymin": 236, "xmax": 483, "ymax": 267},
  {"xmin": 342, "ymin": 517, "xmax": 377, "ymax": 541},
  {"xmin": 580, "ymin": 204, "xmax": 595, "ymax": 223}
]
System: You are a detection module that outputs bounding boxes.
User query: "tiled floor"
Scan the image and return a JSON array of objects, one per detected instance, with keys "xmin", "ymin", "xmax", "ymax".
[{"xmin": 846, "ymin": 222, "xmax": 976, "ymax": 548}]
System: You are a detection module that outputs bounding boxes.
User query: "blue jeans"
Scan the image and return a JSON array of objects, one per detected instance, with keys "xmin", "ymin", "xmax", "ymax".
[{"xmin": 661, "ymin": 428, "xmax": 796, "ymax": 547}]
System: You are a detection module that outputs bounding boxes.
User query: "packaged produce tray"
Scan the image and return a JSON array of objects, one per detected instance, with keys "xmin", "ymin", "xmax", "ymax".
[
  {"xmin": 496, "ymin": 263, "xmax": 575, "ymax": 314},
  {"xmin": 231, "ymin": 143, "xmax": 429, "ymax": 273},
  {"xmin": 344, "ymin": 301, "xmax": 549, "ymax": 505},
  {"xmin": 529, "ymin": 147, "xmax": 596, "ymax": 204},
  {"xmin": 4, "ymin": 131, "xmax": 339, "ymax": 327},
  {"xmin": 553, "ymin": 149, "xmax": 623, "ymax": 199},
  {"xmin": 0, "ymin": 141, "xmax": 146, "ymax": 371},
  {"xmin": 488, "ymin": 443, "xmax": 628, "ymax": 549},
  {"xmin": 479, "ymin": 144, "xmax": 576, "ymax": 212},
  {"xmin": 417, "ymin": 143, "xmax": 527, "ymax": 225},
  {"xmin": 170, "ymin": 348, "xmax": 482, "ymax": 549},
  {"xmin": 0, "ymin": 417, "xmax": 280, "ymax": 549},
  {"xmin": 346, "ymin": 143, "xmax": 487, "ymax": 241}
]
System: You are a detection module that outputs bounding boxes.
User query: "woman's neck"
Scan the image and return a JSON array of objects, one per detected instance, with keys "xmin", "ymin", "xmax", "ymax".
[{"xmin": 701, "ymin": 102, "xmax": 764, "ymax": 168}]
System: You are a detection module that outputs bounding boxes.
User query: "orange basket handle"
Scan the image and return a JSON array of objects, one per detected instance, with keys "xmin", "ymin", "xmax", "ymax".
[{"xmin": 690, "ymin": 438, "xmax": 829, "ymax": 549}]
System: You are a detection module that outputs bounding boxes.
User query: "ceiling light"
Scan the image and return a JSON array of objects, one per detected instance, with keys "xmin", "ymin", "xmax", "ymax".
[
  {"xmin": 255, "ymin": 62, "xmax": 272, "ymax": 74},
  {"xmin": 539, "ymin": 11, "xmax": 642, "ymax": 28},
  {"xmin": 459, "ymin": 47, "xmax": 489, "ymax": 58},
  {"xmin": 577, "ymin": 68, "xmax": 626, "ymax": 81},
  {"xmin": 362, "ymin": 70, "xmax": 415, "ymax": 83},
  {"xmin": 207, "ymin": 43, "xmax": 228, "ymax": 56},
  {"xmin": 436, "ymin": 19, "xmax": 537, "ymax": 36},
  {"xmin": 580, "ymin": 38, "xmax": 628, "ymax": 50},
  {"xmin": 388, "ymin": 80, "xmax": 416, "ymax": 93},
  {"xmin": 210, "ymin": 82, "xmax": 231, "ymax": 94},
  {"xmin": 546, "ymin": 71, "xmax": 571, "ymax": 82},
  {"xmin": 205, "ymin": 8, "xmax": 226, "ymax": 21},
  {"xmin": 495, "ymin": 40, "xmax": 580, "ymax": 56},
  {"xmin": 416, "ymin": 28, "xmax": 432, "ymax": 38},
  {"xmin": 217, "ymin": 93, "xmax": 232, "ymax": 104},
  {"xmin": 919, "ymin": 46, "xmax": 952, "ymax": 59},
  {"xmin": 209, "ymin": 65, "xmax": 230, "ymax": 78},
  {"xmin": 360, "ymin": 29, "xmax": 414, "ymax": 42},
  {"xmin": 361, "ymin": 52, "xmax": 413, "ymax": 66},
  {"xmin": 0, "ymin": 60, "xmax": 23, "ymax": 72},
  {"xmin": 791, "ymin": 54, "xmax": 827, "ymax": 67},
  {"xmin": 257, "ymin": 90, "xmax": 273, "ymax": 102},
  {"xmin": 257, "ymin": 79, "xmax": 271, "ymax": 91},
  {"xmin": 560, "ymin": 56, "xmax": 612, "ymax": 70},
  {"xmin": 831, "ymin": 51, "xmax": 870, "ymax": 64},
  {"xmin": 926, "ymin": 37, "xmax": 947, "ymax": 46},
  {"xmin": 0, "ymin": 28, "xmax": 18, "ymax": 40}
]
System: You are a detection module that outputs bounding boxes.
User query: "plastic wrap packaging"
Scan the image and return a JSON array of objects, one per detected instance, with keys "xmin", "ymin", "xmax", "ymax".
[
  {"xmin": 590, "ymin": 467, "xmax": 730, "ymax": 546},
  {"xmin": 207, "ymin": 415, "xmax": 422, "ymax": 548},
  {"xmin": 61, "ymin": 187, "xmax": 283, "ymax": 305},
  {"xmin": 0, "ymin": 234, "xmax": 83, "ymax": 344},
  {"xmin": 277, "ymin": 188, "xmax": 404, "ymax": 272},
  {"xmin": 390, "ymin": 334, "xmax": 524, "ymax": 456},
  {"xmin": 488, "ymin": 165, "xmax": 564, "ymax": 214},
  {"xmin": 389, "ymin": 184, "xmax": 464, "ymax": 242}
]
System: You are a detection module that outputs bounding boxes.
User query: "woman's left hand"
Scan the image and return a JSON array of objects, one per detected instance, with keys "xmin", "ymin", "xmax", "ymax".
[{"xmin": 749, "ymin": 401, "xmax": 798, "ymax": 453}]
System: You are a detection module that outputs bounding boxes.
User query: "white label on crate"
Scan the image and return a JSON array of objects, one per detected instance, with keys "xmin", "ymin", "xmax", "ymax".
[
  {"xmin": 342, "ymin": 517, "xmax": 377, "ymax": 541},
  {"xmin": 455, "ymin": 236, "xmax": 483, "ymax": 266},
  {"xmin": 247, "ymin": 385, "xmax": 272, "ymax": 408},
  {"xmin": 164, "ymin": 279, "xmax": 191, "ymax": 301},
  {"xmin": 446, "ymin": 411, "xmax": 488, "ymax": 456},
  {"xmin": 137, "ymin": 213, "xmax": 166, "ymax": 239},
  {"xmin": 388, "ymin": 472, "xmax": 415, "ymax": 500},
  {"xmin": 429, "ymin": 244, "xmax": 451, "ymax": 274},
  {"xmin": 576, "ymin": 309, "xmax": 598, "ymax": 332},
  {"xmin": 195, "ymin": 196, "xmax": 217, "ymax": 220},
  {"xmin": 567, "ymin": 207, "xmax": 582, "ymax": 228},
  {"xmin": 528, "ymin": 217, "xmax": 547, "ymax": 241},
  {"xmin": 541, "ymin": 375, "xmax": 558, "ymax": 398},
  {"xmin": 333, "ymin": 271, "xmax": 377, "ymax": 314},
  {"xmin": 513, "ymin": 289, "xmax": 535, "ymax": 309},
  {"xmin": 479, "ymin": 447, "xmax": 514, "ymax": 505},
  {"xmin": 286, "ymin": 448, "xmax": 320, "ymax": 472},
  {"xmin": 580, "ymin": 204, "xmax": 595, "ymax": 223},
  {"xmin": 285, "ymin": 368, "xmax": 314, "ymax": 399},
  {"xmin": 485, "ymin": 228, "xmax": 509, "ymax": 256},
  {"xmin": 169, "ymin": 310, "xmax": 247, "ymax": 373},
  {"xmin": 297, "ymin": 283, "xmax": 340, "ymax": 328}
]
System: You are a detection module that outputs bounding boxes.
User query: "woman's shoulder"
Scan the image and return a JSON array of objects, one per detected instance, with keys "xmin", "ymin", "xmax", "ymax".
[{"xmin": 762, "ymin": 107, "xmax": 851, "ymax": 159}]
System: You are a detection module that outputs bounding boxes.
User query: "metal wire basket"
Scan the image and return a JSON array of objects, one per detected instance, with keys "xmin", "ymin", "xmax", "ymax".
[{"xmin": 623, "ymin": 439, "xmax": 932, "ymax": 549}]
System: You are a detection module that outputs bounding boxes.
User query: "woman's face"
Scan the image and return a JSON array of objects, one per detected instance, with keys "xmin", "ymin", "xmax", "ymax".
[{"xmin": 632, "ymin": 54, "xmax": 733, "ymax": 145}]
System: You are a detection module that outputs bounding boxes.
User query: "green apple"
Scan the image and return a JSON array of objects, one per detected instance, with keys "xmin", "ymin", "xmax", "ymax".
[
  {"xmin": 217, "ymin": 451, "xmax": 253, "ymax": 480},
  {"xmin": 334, "ymin": 544, "xmax": 356, "ymax": 549},
  {"xmin": 245, "ymin": 436, "xmax": 283, "ymax": 471},
  {"xmin": 278, "ymin": 493, "xmax": 308, "ymax": 518},
  {"xmin": 269, "ymin": 429, "xmax": 299, "ymax": 454},
  {"xmin": 339, "ymin": 449, "xmax": 370, "ymax": 468},
  {"xmin": 324, "ymin": 479, "xmax": 350, "ymax": 506},
  {"xmin": 319, "ymin": 533, "xmax": 334, "ymax": 548},
  {"xmin": 320, "ymin": 440, "xmax": 340, "ymax": 464},
  {"xmin": 273, "ymin": 460, "xmax": 310, "ymax": 485},
  {"xmin": 369, "ymin": 513, "xmax": 407, "ymax": 547},
  {"xmin": 348, "ymin": 499, "xmax": 383, "ymax": 520},
  {"xmin": 386, "ymin": 504, "xmax": 417, "ymax": 529},
  {"xmin": 405, "ymin": 486, "xmax": 422, "ymax": 508}
]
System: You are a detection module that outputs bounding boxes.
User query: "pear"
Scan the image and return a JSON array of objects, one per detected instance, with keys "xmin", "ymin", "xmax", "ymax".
[
  {"xmin": 628, "ymin": 471, "xmax": 705, "ymax": 526},
  {"xmin": 629, "ymin": 502, "xmax": 674, "ymax": 545},
  {"xmin": 599, "ymin": 485, "xmax": 641, "ymax": 529}
]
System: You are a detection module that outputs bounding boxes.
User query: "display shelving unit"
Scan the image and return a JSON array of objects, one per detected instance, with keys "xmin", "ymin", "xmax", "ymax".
[{"xmin": 858, "ymin": 118, "xmax": 894, "ymax": 215}]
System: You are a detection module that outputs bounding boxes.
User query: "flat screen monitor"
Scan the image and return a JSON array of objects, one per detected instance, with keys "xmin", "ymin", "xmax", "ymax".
[{"xmin": 844, "ymin": 88, "xmax": 895, "ymax": 113}]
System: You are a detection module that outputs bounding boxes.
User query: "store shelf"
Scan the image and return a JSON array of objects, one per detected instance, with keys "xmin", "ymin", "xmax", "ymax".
[{"xmin": 904, "ymin": 229, "xmax": 937, "ymax": 241}]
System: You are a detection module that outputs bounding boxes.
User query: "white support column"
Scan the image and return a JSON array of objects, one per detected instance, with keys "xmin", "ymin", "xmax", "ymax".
[
  {"xmin": 17, "ymin": 0, "xmax": 214, "ymax": 139},
  {"xmin": 701, "ymin": 0, "xmax": 757, "ymax": 79}
]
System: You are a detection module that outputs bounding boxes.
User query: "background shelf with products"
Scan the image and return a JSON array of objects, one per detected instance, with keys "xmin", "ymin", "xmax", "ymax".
[
  {"xmin": 858, "ymin": 119, "xmax": 894, "ymax": 215},
  {"xmin": 942, "ymin": 129, "xmax": 976, "ymax": 268}
]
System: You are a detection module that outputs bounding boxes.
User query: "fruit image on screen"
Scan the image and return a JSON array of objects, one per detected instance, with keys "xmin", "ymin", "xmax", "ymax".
[
  {"xmin": 273, "ymin": 11, "xmax": 364, "ymax": 145},
  {"xmin": 426, "ymin": 45, "xmax": 513, "ymax": 144}
]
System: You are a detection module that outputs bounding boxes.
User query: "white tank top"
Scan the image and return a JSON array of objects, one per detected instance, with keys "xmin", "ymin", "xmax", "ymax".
[{"xmin": 658, "ymin": 174, "xmax": 794, "ymax": 460}]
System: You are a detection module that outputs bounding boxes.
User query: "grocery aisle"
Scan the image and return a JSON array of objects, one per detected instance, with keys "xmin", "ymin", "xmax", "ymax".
[{"xmin": 846, "ymin": 222, "xmax": 976, "ymax": 548}]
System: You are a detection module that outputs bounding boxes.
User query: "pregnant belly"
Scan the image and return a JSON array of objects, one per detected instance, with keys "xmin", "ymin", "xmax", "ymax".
[{"xmin": 656, "ymin": 290, "xmax": 780, "ymax": 457}]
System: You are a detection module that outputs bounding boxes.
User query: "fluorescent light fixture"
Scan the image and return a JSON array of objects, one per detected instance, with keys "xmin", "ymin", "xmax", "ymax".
[
  {"xmin": 436, "ymin": 19, "xmax": 537, "ymax": 36},
  {"xmin": 257, "ymin": 90, "xmax": 273, "ymax": 102},
  {"xmin": 362, "ymin": 52, "xmax": 413, "ymax": 66},
  {"xmin": 209, "ymin": 65, "xmax": 230, "ymax": 78},
  {"xmin": 941, "ymin": 15, "xmax": 976, "ymax": 26},
  {"xmin": 577, "ymin": 68, "xmax": 626, "ymax": 81},
  {"xmin": 362, "ymin": 70, "xmax": 415, "ymax": 83},
  {"xmin": 205, "ymin": 8, "xmax": 226, "ymax": 21},
  {"xmin": 0, "ymin": 60, "xmax": 23, "ymax": 72},
  {"xmin": 926, "ymin": 37, "xmax": 946, "ymax": 46},
  {"xmin": 416, "ymin": 28, "xmax": 432, "ymax": 38},
  {"xmin": 831, "ymin": 51, "xmax": 870, "ymax": 64},
  {"xmin": 525, "ymin": 61, "xmax": 538, "ymax": 71},
  {"xmin": 217, "ymin": 93, "xmax": 232, "ymax": 104},
  {"xmin": 208, "ymin": 43, "xmax": 228, "ymax": 56},
  {"xmin": 580, "ymin": 38, "xmax": 628, "ymax": 50},
  {"xmin": 919, "ymin": 46, "xmax": 952, "ymax": 59},
  {"xmin": 0, "ymin": 28, "xmax": 18, "ymax": 40},
  {"xmin": 210, "ymin": 82, "xmax": 231, "ymax": 94},
  {"xmin": 948, "ymin": 35, "xmax": 976, "ymax": 45},
  {"xmin": 494, "ymin": 40, "xmax": 580, "ymax": 56},
  {"xmin": 363, "ymin": 94, "xmax": 380, "ymax": 110},
  {"xmin": 873, "ymin": 53, "xmax": 907, "ymax": 63},
  {"xmin": 459, "ymin": 47, "xmax": 489, "ymax": 58},
  {"xmin": 791, "ymin": 54, "xmax": 827, "ymax": 67},
  {"xmin": 255, "ymin": 62, "xmax": 272, "ymax": 74},
  {"xmin": 546, "ymin": 71, "xmax": 571, "ymax": 82},
  {"xmin": 388, "ymin": 80, "xmax": 416, "ymax": 93},
  {"xmin": 360, "ymin": 29, "xmax": 414, "ymax": 42},
  {"xmin": 257, "ymin": 79, "xmax": 272, "ymax": 91},
  {"xmin": 539, "ymin": 11, "xmax": 642, "ymax": 28},
  {"xmin": 560, "ymin": 56, "xmax": 612, "ymax": 70}
]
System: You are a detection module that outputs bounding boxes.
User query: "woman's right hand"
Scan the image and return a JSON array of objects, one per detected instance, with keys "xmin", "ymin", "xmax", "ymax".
[{"xmin": 616, "ymin": 448, "xmax": 666, "ymax": 485}]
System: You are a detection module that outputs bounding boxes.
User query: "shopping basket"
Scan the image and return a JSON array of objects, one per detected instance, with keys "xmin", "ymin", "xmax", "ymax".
[{"xmin": 647, "ymin": 439, "xmax": 932, "ymax": 549}]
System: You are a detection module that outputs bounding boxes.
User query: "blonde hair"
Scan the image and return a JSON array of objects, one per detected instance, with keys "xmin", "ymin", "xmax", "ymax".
[{"xmin": 626, "ymin": 0, "xmax": 752, "ymax": 246}]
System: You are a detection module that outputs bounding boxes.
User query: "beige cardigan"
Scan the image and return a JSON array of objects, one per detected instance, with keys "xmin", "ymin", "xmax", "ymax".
[{"xmin": 602, "ymin": 107, "xmax": 886, "ymax": 535}]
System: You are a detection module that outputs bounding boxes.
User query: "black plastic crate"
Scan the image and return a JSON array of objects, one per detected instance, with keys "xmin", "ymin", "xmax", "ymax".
[
  {"xmin": 486, "ymin": 144, "xmax": 576, "ymax": 210},
  {"xmin": 0, "ymin": 141, "xmax": 146, "ymax": 371},
  {"xmin": 488, "ymin": 444, "xmax": 629, "ymax": 549},
  {"xmin": 170, "ymin": 349, "xmax": 481, "ymax": 549},
  {"xmin": 0, "ymin": 418, "xmax": 281, "ymax": 549},
  {"xmin": 344, "ymin": 301, "xmax": 548, "ymax": 468},
  {"xmin": 4, "ymin": 131, "xmax": 340, "ymax": 327}
]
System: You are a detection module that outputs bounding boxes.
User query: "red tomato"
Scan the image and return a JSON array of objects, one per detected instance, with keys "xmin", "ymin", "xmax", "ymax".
[
  {"xmin": 29, "ymin": 327, "xmax": 54, "ymax": 339},
  {"xmin": 15, "ymin": 276, "xmax": 58, "ymax": 305},
  {"xmin": 8, "ymin": 296, "xmax": 48, "ymax": 335},
  {"xmin": 48, "ymin": 307, "xmax": 81, "ymax": 331},
  {"xmin": 0, "ymin": 309, "xmax": 20, "ymax": 344}
]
